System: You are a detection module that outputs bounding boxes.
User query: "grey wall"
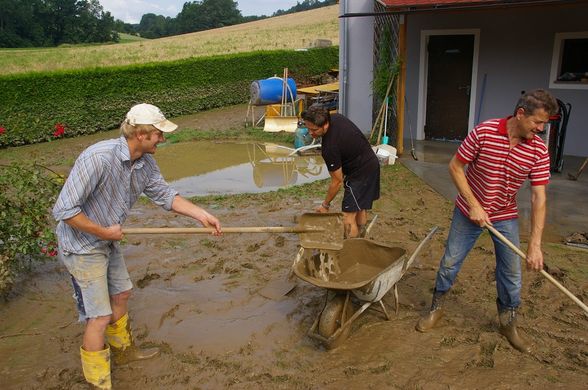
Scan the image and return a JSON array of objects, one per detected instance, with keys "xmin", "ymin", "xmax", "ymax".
[
  {"xmin": 403, "ymin": 3, "xmax": 588, "ymax": 157},
  {"xmin": 339, "ymin": 0, "xmax": 374, "ymax": 133}
]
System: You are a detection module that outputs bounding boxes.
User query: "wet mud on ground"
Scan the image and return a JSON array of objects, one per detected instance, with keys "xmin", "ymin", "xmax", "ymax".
[{"xmin": 1, "ymin": 105, "xmax": 587, "ymax": 389}]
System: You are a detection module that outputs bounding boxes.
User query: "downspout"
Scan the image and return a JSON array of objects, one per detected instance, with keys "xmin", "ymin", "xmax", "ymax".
[
  {"xmin": 396, "ymin": 14, "xmax": 407, "ymax": 155},
  {"xmin": 339, "ymin": 0, "xmax": 349, "ymax": 114}
]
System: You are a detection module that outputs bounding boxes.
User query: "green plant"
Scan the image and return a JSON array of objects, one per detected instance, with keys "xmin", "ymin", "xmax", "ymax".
[
  {"xmin": 0, "ymin": 163, "xmax": 63, "ymax": 296},
  {"xmin": 372, "ymin": 25, "xmax": 400, "ymax": 102},
  {"xmin": 0, "ymin": 47, "xmax": 339, "ymax": 148}
]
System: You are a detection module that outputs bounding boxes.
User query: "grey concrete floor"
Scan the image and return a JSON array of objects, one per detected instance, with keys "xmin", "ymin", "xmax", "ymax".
[{"xmin": 399, "ymin": 140, "xmax": 588, "ymax": 243}]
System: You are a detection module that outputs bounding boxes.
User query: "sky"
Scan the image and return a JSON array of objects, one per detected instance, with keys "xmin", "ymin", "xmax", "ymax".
[{"xmin": 99, "ymin": 0, "xmax": 303, "ymax": 24}]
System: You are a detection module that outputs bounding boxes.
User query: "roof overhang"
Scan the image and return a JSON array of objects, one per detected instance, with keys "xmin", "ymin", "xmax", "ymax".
[
  {"xmin": 377, "ymin": 0, "xmax": 582, "ymax": 13},
  {"xmin": 340, "ymin": 0, "xmax": 585, "ymax": 17}
]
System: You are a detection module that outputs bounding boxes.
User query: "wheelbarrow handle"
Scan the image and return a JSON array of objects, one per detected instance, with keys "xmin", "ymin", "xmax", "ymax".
[
  {"xmin": 486, "ymin": 224, "xmax": 588, "ymax": 315},
  {"xmin": 402, "ymin": 226, "xmax": 439, "ymax": 273},
  {"xmin": 123, "ymin": 227, "xmax": 324, "ymax": 234}
]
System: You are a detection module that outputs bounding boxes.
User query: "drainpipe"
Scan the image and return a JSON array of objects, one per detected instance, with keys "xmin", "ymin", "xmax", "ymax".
[
  {"xmin": 339, "ymin": 0, "xmax": 349, "ymax": 115},
  {"xmin": 396, "ymin": 15, "xmax": 407, "ymax": 155}
]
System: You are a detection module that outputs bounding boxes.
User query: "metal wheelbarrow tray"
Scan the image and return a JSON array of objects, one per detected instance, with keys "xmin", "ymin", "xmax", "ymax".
[{"xmin": 292, "ymin": 227, "xmax": 438, "ymax": 349}]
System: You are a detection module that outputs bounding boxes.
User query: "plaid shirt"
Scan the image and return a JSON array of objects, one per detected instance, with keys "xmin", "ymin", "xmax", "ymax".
[{"xmin": 53, "ymin": 136, "xmax": 177, "ymax": 254}]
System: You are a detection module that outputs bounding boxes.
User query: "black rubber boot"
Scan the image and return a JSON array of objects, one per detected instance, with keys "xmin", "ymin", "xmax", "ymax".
[
  {"xmin": 497, "ymin": 303, "xmax": 532, "ymax": 353},
  {"xmin": 416, "ymin": 289, "xmax": 447, "ymax": 332}
]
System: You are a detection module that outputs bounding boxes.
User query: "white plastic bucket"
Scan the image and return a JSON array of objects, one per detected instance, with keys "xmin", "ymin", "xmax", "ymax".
[
  {"xmin": 375, "ymin": 146, "xmax": 397, "ymax": 165},
  {"xmin": 376, "ymin": 148, "xmax": 391, "ymax": 166}
]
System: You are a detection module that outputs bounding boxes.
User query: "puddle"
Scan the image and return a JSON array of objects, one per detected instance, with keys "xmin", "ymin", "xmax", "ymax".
[
  {"xmin": 155, "ymin": 141, "xmax": 329, "ymax": 196},
  {"xmin": 131, "ymin": 277, "xmax": 300, "ymax": 355}
]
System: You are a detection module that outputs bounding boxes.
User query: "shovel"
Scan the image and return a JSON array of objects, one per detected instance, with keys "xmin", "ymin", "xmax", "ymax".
[
  {"xmin": 486, "ymin": 224, "xmax": 588, "ymax": 315},
  {"xmin": 123, "ymin": 212, "xmax": 344, "ymax": 250}
]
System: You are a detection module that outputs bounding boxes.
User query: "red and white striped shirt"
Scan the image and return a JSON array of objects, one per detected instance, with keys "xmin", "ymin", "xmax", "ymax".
[{"xmin": 455, "ymin": 117, "xmax": 550, "ymax": 222}]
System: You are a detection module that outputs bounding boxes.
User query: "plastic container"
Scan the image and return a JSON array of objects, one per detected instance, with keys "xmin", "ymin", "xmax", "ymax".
[
  {"xmin": 250, "ymin": 77, "xmax": 297, "ymax": 105},
  {"xmin": 375, "ymin": 146, "xmax": 397, "ymax": 166},
  {"xmin": 294, "ymin": 122, "xmax": 312, "ymax": 149},
  {"xmin": 376, "ymin": 149, "xmax": 391, "ymax": 166}
]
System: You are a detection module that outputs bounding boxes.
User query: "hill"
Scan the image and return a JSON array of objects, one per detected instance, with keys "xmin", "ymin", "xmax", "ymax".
[{"xmin": 0, "ymin": 5, "xmax": 338, "ymax": 76}]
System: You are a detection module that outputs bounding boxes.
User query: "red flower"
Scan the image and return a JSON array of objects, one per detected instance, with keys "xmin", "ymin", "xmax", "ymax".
[
  {"xmin": 53, "ymin": 123, "xmax": 65, "ymax": 138},
  {"xmin": 0, "ymin": 126, "xmax": 5, "ymax": 135},
  {"xmin": 40, "ymin": 241, "xmax": 58, "ymax": 257}
]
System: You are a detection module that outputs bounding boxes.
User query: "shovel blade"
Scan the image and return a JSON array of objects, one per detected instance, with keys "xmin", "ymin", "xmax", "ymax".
[
  {"xmin": 258, "ymin": 277, "xmax": 297, "ymax": 300},
  {"xmin": 298, "ymin": 213, "xmax": 344, "ymax": 250},
  {"xmin": 263, "ymin": 116, "xmax": 298, "ymax": 133}
]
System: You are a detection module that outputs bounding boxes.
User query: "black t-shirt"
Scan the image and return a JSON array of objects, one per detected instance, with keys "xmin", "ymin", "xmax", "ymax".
[{"xmin": 321, "ymin": 114, "xmax": 378, "ymax": 180}]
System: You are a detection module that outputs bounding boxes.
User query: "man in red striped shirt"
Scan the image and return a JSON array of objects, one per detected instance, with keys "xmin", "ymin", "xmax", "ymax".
[{"xmin": 416, "ymin": 89, "xmax": 558, "ymax": 353}]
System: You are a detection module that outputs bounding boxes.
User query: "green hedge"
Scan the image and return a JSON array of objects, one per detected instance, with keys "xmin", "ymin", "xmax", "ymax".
[{"xmin": 0, "ymin": 47, "xmax": 338, "ymax": 148}]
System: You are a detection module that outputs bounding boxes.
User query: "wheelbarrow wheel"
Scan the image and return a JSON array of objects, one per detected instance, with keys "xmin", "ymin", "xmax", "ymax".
[{"xmin": 318, "ymin": 294, "xmax": 354, "ymax": 349}]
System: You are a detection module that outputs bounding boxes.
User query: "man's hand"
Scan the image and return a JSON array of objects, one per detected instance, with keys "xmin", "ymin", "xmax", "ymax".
[
  {"xmin": 469, "ymin": 204, "xmax": 491, "ymax": 227},
  {"xmin": 315, "ymin": 204, "xmax": 329, "ymax": 213},
  {"xmin": 525, "ymin": 244, "xmax": 544, "ymax": 271},
  {"xmin": 65, "ymin": 213, "xmax": 123, "ymax": 241},
  {"xmin": 198, "ymin": 211, "xmax": 222, "ymax": 236},
  {"xmin": 102, "ymin": 224, "xmax": 123, "ymax": 241}
]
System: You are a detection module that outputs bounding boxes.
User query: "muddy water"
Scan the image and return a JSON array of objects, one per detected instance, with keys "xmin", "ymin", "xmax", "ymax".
[
  {"xmin": 131, "ymin": 277, "xmax": 299, "ymax": 355},
  {"xmin": 154, "ymin": 141, "xmax": 329, "ymax": 196}
]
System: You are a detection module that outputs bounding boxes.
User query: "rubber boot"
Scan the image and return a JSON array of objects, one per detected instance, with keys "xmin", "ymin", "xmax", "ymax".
[
  {"xmin": 105, "ymin": 313, "xmax": 159, "ymax": 365},
  {"xmin": 497, "ymin": 304, "xmax": 532, "ymax": 353},
  {"xmin": 416, "ymin": 289, "xmax": 446, "ymax": 332},
  {"xmin": 80, "ymin": 345, "xmax": 111, "ymax": 390}
]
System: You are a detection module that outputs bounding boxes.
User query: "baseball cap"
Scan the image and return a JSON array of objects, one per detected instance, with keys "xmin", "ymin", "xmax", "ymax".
[{"xmin": 125, "ymin": 103, "xmax": 178, "ymax": 133}]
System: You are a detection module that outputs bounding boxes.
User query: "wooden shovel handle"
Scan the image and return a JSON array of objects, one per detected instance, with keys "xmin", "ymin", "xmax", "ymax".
[
  {"xmin": 123, "ymin": 227, "xmax": 323, "ymax": 234},
  {"xmin": 486, "ymin": 224, "xmax": 588, "ymax": 315}
]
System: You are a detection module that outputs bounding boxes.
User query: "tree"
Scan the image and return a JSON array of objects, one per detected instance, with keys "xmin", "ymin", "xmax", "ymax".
[
  {"xmin": 76, "ymin": 0, "xmax": 118, "ymax": 43},
  {"xmin": 0, "ymin": 0, "xmax": 119, "ymax": 48},
  {"xmin": 200, "ymin": 0, "xmax": 242, "ymax": 29},
  {"xmin": 0, "ymin": 0, "xmax": 48, "ymax": 47},
  {"xmin": 137, "ymin": 13, "xmax": 174, "ymax": 39},
  {"xmin": 176, "ymin": 0, "xmax": 242, "ymax": 34}
]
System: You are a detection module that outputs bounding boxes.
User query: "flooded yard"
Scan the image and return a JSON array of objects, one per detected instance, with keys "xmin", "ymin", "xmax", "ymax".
[{"xmin": 156, "ymin": 141, "xmax": 328, "ymax": 196}]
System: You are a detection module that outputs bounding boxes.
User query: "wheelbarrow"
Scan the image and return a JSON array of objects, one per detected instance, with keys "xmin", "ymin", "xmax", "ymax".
[{"xmin": 292, "ymin": 226, "xmax": 438, "ymax": 349}]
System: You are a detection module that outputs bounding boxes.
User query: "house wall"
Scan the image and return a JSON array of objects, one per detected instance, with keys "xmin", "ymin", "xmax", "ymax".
[
  {"xmin": 403, "ymin": 3, "xmax": 588, "ymax": 157},
  {"xmin": 339, "ymin": 0, "xmax": 374, "ymax": 133}
]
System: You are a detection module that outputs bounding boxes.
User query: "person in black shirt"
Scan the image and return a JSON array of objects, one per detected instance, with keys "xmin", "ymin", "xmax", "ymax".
[{"xmin": 301, "ymin": 106, "xmax": 380, "ymax": 238}]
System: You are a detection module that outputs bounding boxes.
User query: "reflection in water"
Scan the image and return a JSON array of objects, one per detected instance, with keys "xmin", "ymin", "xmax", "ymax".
[
  {"xmin": 249, "ymin": 143, "xmax": 325, "ymax": 188},
  {"xmin": 157, "ymin": 141, "xmax": 329, "ymax": 197}
]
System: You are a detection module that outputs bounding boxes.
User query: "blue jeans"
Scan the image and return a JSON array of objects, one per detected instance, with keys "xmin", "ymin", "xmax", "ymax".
[{"xmin": 435, "ymin": 207, "xmax": 522, "ymax": 310}]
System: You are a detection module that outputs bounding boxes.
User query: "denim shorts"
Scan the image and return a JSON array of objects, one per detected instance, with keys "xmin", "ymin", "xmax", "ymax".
[{"xmin": 59, "ymin": 243, "xmax": 133, "ymax": 321}]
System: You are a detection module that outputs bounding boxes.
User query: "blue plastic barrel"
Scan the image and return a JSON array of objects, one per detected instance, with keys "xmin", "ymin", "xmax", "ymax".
[{"xmin": 250, "ymin": 77, "xmax": 297, "ymax": 105}]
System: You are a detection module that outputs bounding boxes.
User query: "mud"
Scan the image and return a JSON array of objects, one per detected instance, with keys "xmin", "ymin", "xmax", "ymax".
[{"xmin": 1, "ymin": 105, "xmax": 587, "ymax": 389}]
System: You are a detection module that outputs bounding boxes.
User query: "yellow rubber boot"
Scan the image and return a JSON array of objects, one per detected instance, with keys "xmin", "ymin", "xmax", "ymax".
[
  {"xmin": 80, "ymin": 345, "xmax": 111, "ymax": 390},
  {"xmin": 105, "ymin": 313, "xmax": 131, "ymax": 350},
  {"xmin": 106, "ymin": 312, "xmax": 159, "ymax": 365}
]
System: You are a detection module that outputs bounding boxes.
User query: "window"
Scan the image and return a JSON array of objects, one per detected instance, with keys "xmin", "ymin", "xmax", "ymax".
[{"xmin": 550, "ymin": 32, "xmax": 588, "ymax": 90}]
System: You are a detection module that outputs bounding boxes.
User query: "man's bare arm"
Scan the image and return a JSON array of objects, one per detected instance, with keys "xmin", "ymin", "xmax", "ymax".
[{"xmin": 448, "ymin": 155, "xmax": 490, "ymax": 226}]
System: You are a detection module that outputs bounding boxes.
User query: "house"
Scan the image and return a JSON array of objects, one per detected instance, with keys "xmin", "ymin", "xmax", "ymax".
[{"xmin": 338, "ymin": 0, "xmax": 588, "ymax": 159}]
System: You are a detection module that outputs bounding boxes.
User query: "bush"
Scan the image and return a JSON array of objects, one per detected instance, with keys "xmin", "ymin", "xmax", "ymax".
[
  {"xmin": 0, "ymin": 47, "xmax": 339, "ymax": 148},
  {"xmin": 0, "ymin": 163, "xmax": 63, "ymax": 296}
]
